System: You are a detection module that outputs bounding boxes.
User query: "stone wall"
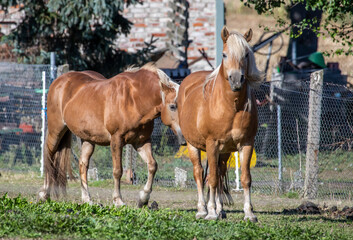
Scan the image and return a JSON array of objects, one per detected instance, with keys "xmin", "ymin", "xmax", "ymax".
[{"xmin": 117, "ymin": 0, "xmax": 217, "ymax": 71}]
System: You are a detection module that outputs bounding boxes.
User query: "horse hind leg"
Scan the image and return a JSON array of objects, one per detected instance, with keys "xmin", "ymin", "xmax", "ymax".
[
  {"xmin": 111, "ymin": 134, "xmax": 125, "ymax": 207},
  {"xmin": 240, "ymin": 145, "xmax": 257, "ymax": 222},
  {"xmin": 135, "ymin": 141, "xmax": 157, "ymax": 208},
  {"xmin": 188, "ymin": 143, "xmax": 207, "ymax": 219},
  {"xmin": 79, "ymin": 140, "xmax": 95, "ymax": 204}
]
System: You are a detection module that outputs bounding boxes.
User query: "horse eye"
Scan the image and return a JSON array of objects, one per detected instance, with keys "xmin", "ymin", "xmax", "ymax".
[
  {"xmin": 169, "ymin": 104, "xmax": 177, "ymax": 111},
  {"xmin": 222, "ymin": 53, "xmax": 227, "ymax": 58}
]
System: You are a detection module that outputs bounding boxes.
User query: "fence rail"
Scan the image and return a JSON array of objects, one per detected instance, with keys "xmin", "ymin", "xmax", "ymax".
[{"xmin": 0, "ymin": 63, "xmax": 352, "ymax": 200}]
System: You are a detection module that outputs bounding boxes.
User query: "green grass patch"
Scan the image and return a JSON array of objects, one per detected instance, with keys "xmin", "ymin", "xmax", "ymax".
[{"xmin": 1, "ymin": 194, "xmax": 352, "ymax": 239}]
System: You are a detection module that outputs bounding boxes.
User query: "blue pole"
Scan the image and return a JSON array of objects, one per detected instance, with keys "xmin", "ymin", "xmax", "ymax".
[{"xmin": 215, "ymin": 0, "xmax": 224, "ymax": 67}]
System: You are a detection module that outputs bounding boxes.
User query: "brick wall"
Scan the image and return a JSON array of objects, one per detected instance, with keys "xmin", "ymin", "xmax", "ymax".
[
  {"xmin": 117, "ymin": 0, "xmax": 216, "ymax": 71},
  {"xmin": 0, "ymin": 5, "xmax": 24, "ymax": 35},
  {"xmin": 1, "ymin": 1, "xmax": 217, "ymax": 71}
]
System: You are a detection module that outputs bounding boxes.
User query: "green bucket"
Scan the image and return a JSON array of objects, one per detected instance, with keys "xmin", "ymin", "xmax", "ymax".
[{"xmin": 308, "ymin": 52, "xmax": 326, "ymax": 69}]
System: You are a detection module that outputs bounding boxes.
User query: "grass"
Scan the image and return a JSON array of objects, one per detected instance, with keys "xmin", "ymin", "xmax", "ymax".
[{"xmin": 1, "ymin": 193, "xmax": 352, "ymax": 240}]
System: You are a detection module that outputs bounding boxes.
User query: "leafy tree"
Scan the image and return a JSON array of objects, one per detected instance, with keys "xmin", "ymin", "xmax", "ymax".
[
  {"xmin": 241, "ymin": 0, "xmax": 353, "ymax": 56},
  {"xmin": 0, "ymin": 0, "xmax": 153, "ymax": 76}
]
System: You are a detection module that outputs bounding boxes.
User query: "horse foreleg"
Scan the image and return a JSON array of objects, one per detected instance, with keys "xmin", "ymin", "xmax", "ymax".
[
  {"xmin": 135, "ymin": 141, "xmax": 157, "ymax": 208},
  {"xmin": 188, "ymin": 143, "xmax": 207, "ymax": 219},
  {"xmin": 111, "ymin": 135, "xmax": 125, "ymax": 207},
  {"xmin": 205, "ymin": 141, "xmax": 219, "ymax": 220},
  {"xmin": 79, "ymin": 141, "xmax": 95, "ymax": 204},
  {"xmin": 240, "ymin": 144, "xmax": 257, "ymax": 222}
]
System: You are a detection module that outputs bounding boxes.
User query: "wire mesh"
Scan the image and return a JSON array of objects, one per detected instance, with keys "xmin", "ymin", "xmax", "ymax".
[
  {"xmin": 1, "ymin": 63, "xmax": 352, "ymax": 200},
  {"xmin": 0, "ymin": 63, "xmax": 51, "ymax": 172}
]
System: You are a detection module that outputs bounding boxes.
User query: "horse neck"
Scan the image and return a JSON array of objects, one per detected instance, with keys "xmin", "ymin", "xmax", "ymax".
[{"xmin": 119, "ymin": 70, "xmax": 163, "ymax": 111}]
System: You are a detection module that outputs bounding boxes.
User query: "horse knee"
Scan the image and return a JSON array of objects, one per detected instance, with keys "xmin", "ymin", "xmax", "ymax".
[
  {"xmin": 241, "ymin": 177, "xmax": 252, "ymax": 188},
  {"xmin": 148, "ymin": 160, "xmax": 157, "ymax": 173},
  {"xmin": 113, "ymin": 168, "xmax": 123, "ymax": 179},
  {"xmin": 193, "ymin": 165, "xmax": 203, "ymax": 179}
]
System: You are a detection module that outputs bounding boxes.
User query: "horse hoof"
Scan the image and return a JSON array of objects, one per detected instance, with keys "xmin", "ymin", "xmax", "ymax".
[
  {"xmin": 137, "ymin": 200, "xmax": 148, "ymax": 208},
  {"xmin": 205, "ymin": 214, "xmax": 218, "ymax": 220},
  {"xmin": 196, "ymin": 211, "xmax": 207, "ymax": 219},
  {"xmin": 244, "ymin": 215, "xmax": 258, "ymax": 223},
  {"xmin": 114, "ymin": 200, "xmax": 126, "ymax": 208},
  {"xmin": 38, "ymin": 191, "xmax": 49, "ymax": 201},
  {"xmin": 218, "ymin": 210, "xmax": 227, "ymax": 219}
]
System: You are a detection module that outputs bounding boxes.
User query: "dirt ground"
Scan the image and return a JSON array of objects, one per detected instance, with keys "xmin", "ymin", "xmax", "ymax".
[
  {"xmin": 225, "ymin": 1, "xmax": 353, "ymax": 86},
  {"xmin": 1, "ymin": 171, "xmax": 352, "ymax": 217}
]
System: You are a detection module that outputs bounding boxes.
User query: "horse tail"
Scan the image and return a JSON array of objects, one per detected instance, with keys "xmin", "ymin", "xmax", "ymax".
[
  {"xmin": 44, "ymin": 130, "xmax": 73, "ymax": 198},
  {"xmin": 220, "ymin": 170, "xmax": 234, "ymax": 206},
  {"xmin": 204, "ymin": 158, "xmax": 234, "ymax": 205},
  {"xmin": 219, "ymin": 155, "xmax": 234, "ymax": 206}
]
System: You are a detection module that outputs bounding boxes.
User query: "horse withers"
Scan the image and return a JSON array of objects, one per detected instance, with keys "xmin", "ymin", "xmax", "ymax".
[
  {"xmin": 38, "ymin": 63, "xmax": 185, "ymax": 207},
  {"xmin": 177, "ymin": 27, "xmax": 263, "ymax": 221}
]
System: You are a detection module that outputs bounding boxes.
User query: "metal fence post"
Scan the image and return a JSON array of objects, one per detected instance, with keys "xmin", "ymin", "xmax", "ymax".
[
  {"xmin": 40, "ymin": 71, "xmax": 46, "ymax": 177},
  {"xmin": 303, "ymin": 70, "xmax": 324, "ymax": 199},
  {"xmin": 50, "ymin": 52, "xmax": 57, "ymax": 84},
  {"xmin": 270, "ymin": 70, "xmax": 284, "ymax": 192}
]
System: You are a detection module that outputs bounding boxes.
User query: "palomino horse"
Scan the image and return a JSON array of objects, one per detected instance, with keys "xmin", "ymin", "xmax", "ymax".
[
  {"xmin": 177, "ymin": 27, "xmax": 263, "ymax": 221},
  {"xmin": 38, "ymin": 63, "xmax": 184, "ymax": 207}
]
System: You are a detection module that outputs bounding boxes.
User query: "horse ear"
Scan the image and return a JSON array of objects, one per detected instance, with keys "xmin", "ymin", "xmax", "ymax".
[
  {"xmin": 160, "ymin": 81, "xmax": 173, "ymax": 93},
  {"xmin": 221, "ymin": 26, "xmax": 230, "ymax": 43},
  {"xmin": 244, "ymin": 29, "xmax": 253, "ymax": 42}
]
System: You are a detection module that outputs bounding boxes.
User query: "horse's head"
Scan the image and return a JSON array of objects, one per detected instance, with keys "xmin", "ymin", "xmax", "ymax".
[
  {"xmin": 158, "ymin": 74, "xmax": 186, "ymax": 146},
  {"xmin": 220, "ymin": 26, "xmax": 260, "ymax": 92}
]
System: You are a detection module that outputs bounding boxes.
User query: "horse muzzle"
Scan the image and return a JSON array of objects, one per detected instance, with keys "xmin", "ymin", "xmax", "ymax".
[
  {"xmin": 174, "ymin": 125, "xmax": 186, "ymax": 146},
  {"xmin": 229, "ymin": 73, "xmax": 245, "ymax": 92}
]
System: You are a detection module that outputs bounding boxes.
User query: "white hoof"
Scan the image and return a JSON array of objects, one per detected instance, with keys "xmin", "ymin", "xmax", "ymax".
[
  {"xmin": 244, "ymin": 215, "xmax": 258, "ymax": 222},
  {"xmin": 195, "ymin": 211, "xmax": 207, "ymax": 219},
  {"xmin": 205, "ymin": 213, "xmax": 219, "ymax": 220}
]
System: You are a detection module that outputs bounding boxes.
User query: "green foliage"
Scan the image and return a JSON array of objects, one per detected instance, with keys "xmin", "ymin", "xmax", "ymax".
[
  {"xmin": 0, "ymin": 144, "xmax": 40, "ymax": 170},
  {"xmin": 1, "ymin": 194, "xmax": 352, "ymax": 239},
  {"xmin": 91, "ymin": 146, "xmax": 112, "ymax": 179},
  {"xmin": 240, "ymin": 0, "xmax": 353, "ymax": 56},
  {"xmin": 0, "ymin": 0, "xmax": 153, "ymax": 76}
]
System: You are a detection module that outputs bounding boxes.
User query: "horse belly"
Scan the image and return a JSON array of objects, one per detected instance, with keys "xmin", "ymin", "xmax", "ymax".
[{"xmin": 63, "ymin": 106, "xmax": 111, "ymax": 145}]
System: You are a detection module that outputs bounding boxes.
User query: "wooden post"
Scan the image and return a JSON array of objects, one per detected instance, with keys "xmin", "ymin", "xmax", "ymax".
[{"xmin": 303, "ymin": 70, "xmax": 324, "ymax": 199}]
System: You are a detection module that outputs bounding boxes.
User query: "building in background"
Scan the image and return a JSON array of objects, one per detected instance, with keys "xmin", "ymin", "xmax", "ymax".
[{"xmin": 117, "ymin": 0, "xmax": 217, "ymax": 72}]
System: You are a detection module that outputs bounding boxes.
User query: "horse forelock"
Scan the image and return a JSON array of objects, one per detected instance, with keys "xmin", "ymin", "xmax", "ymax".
[
  {"xmin": 227, "ymin": 32, "xmax": 251, "ymax": 61},
  {"xmin": 227, "ymin": 32, "xmax": 264, "ymax": 88}
]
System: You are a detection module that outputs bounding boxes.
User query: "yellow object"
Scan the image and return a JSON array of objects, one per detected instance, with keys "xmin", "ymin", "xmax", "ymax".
[{"xmin": 174, "ymin": 146, "xmax": 256, "ymax": 168}]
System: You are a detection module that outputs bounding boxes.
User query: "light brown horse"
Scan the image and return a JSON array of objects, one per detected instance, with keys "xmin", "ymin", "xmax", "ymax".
[
  {"xmin": 177, "ymin": 27, "xmax": 263, "ymax": 221},
  {"xmin": 38, "ymin": 63, "xmax": 185, "ymax": 207}
]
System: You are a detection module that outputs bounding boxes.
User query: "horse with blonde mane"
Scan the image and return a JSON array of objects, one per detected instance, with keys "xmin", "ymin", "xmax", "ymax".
[
  {"xmin": 38, "ymin": 63, "xmax": 185, "ymax": 207},
  {"xmin": 177, "ymin": 27, "xmax": 263, "ymax": 221}
]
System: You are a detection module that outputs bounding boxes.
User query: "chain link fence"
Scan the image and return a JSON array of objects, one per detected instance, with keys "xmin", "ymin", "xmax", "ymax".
[
  {"xmin": 1, "ymin": 63, "xmax": 352, "ymax": 200},
  {"xmin": 0, "ymin": 63, "xmax": 51, "ymax": 172}
]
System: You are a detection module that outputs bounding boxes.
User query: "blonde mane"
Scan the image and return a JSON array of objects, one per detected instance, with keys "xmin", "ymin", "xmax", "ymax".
[
  {"xmin": 203, "ymin": 31, "xmax": 263, "ymax": 97},
  {"xmin": 125, "ymin": 63, "xmax": 179, "ymax": 104}
]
